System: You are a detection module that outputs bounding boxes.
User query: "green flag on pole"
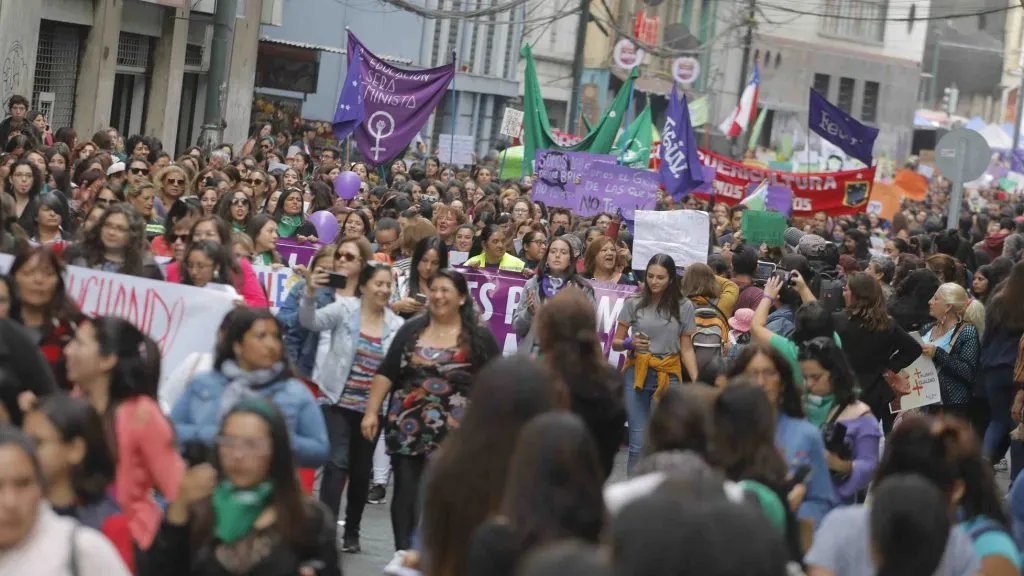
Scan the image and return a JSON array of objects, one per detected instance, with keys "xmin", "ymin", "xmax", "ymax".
[
  {"xmin": 748, "ymin": 107, "xmax": 768, "ymax": 151},
  {"xmin": 520, "ymin": 44, "xmax": 638, "ymax": 175},
  {"xmin": 612, "ymin": 99, "xmax": 653, "ymax": 168},
  {"xmin": 688, "ymin": 96, "xmax": 708, "ymax": 127}
]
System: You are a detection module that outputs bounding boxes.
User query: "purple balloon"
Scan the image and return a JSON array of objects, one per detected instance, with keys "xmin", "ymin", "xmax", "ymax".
[
  {"xmin": 334, "ymin": 170, "xmax": 362, "ymax": 200},
  {"xmin": 309, "ymin": 210, "xmax": 339, "ymax": 244}
]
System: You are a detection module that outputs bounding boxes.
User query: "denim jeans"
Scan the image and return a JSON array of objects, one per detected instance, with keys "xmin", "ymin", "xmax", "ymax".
[
  {"xmin": 982, "ymin": 367, "xmax": 1015, "ymax": 462},
  {"xmin": 624, "ymin": 366, "xmax": 679, "ymax": 474}
]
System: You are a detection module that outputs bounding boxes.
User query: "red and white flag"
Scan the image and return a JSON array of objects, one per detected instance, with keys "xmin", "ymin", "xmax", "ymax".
[{"xmin": 719, "ymin": 65, "xmax": 760, "ymax": 139}]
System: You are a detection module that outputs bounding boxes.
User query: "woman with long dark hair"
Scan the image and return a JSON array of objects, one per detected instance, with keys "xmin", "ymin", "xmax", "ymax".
[
  {"xmin": 179, "ymin": 240, "xmax": 239, "ymax": 291},
  {"xmin": 149, "ymin": 399, "xmax": 341, "ymax": 576},
  {"xmin": 612, "ymin": 253, "xmax": 699, "ymax": 472},
  {"xmin": 9, "ymin": 246, "xmax": 84, "ymax": 389},
  {"xmin": 796, "ymin": 337, "xmax": 881, "ymax": 502},
  {"xmin": 513, "ymin": 235, "xmax": 593, "ymax": 354},
  {"xmin": 164, "ymin": 215, "xmax": 269, "ymax": 307},
  {"xmin": 981, "ymin": 261, "xmax": 1024, "ymax": 477},
  {"xmin": 465, "ymin": 413, "xmax": 606, "ymax": 576},
  {"xmin": 391, "ymin": 235, "xmax": 448, "ymax": 319},
  {"xmin": 536, "ymin": 287, "xmax": 624, "ymax": 478},
  {"xmin": 63, "ymin": 316, "xmax": 185, "ymax": 568},
  {"xmin": 835, "ymin": 272, "xmax": 921, "ymax": 426},
  {"xmin": 215, "ymin": 187, "xmax": 253, "ymax": 234},
  {"xmin": 420, "ymin": 357, "xmax": 558, "ymax": 576},
  {"xmin": 66, "ymin": 203, "xmax": 163, "ymax": 279},
  {"xmin": 5, "ymin": 158, "xmax": 42, "ymax": 235},
  {"xmin": 171, "ymin": 308, "xmax": 328, "ymax": 467},
  {"xmin": 361, "ymin": 268, "xmax": 500, "ymax": 552},
  {"xmin": 272, "ymin": 187, "xmax": 306, "ymax": 240}
]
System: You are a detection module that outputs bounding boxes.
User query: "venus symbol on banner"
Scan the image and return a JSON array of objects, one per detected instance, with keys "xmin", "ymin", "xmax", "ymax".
[{"xmin": 368, "ymin": 111, "xmax": 396, "ymax": 162}]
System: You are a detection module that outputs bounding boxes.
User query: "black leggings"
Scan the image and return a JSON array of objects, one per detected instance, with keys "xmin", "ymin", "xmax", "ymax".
[
  {"xmin": 319, "ymin": 405, "xmax": 377, "ymax": 538},
  {"xmin": 391, "ymin": 453, "xmax": 426, "ymax": 551}
]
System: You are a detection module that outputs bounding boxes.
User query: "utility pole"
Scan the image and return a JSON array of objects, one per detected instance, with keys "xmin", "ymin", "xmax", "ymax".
[
  {"xmin": 198, "ymin": 0, "xmax": 238, "ymax": 153},
  {"xmin": 929, "ymin": 34, "xmax": 941, "ymax": 109},
  {"xmin": 568, "ymin": 0, "xmax": 591, "ymax": 135},
  {"xmin": 732, "ymin": 0, "xmax": 756, "ymax": 157}
]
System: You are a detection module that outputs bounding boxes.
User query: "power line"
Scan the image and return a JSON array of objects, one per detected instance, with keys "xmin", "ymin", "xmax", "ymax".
[
  {"xmin": 377, "ymin": 0, "xmax": 532, "ymax": 19},
  {"xmin": 759, "ymin": 2, "xmax": 1018, "ymax": 21}
]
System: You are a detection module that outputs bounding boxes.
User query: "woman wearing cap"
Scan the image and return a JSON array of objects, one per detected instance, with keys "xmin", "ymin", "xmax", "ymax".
[{"xmin": 727, "ymin": 308, "xmax": 754, "ymax": 362}]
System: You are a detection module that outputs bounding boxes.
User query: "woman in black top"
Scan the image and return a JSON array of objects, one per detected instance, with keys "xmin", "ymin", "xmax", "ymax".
[
  {"xmin": 465, "ymin": 412, "xmax": 605, "ymax": 576},
  {"xmin": 362, "ymin": 268, "xmax": 500, "ymax": 551},
  {"xmin": 148, "ymin": 398, "xmax": 340, "ymax": 576},
  {"xmin": 536, "ymin": 287, "xmax": 624, "ymax": 478},
  {"xmin": 834, "ymin": 272, "xmax": 921, "ymax": 428}
]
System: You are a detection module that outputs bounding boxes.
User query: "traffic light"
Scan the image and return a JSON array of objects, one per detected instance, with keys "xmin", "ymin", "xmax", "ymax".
[{"xmin": 942, "ymin": 85, "xmax": 960, "ymax": 116}]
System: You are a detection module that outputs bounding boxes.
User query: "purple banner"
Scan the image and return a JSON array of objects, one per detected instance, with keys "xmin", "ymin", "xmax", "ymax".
[
  {"xmin": 458, "ymin": 267, "xmax": 639, "ymax": 369},
  {"xmin": 531, "ymin": 149, "xmax": 660, "ymax": 220},
  {"xmin": 275, "ymin": 239, "xmax": 320, "ymax": 268},
  {"xmin": 332, "ymin": 32, "xmax": 456, "ymax": 167},
  {"xmin": 766, "ymin": 185, "xmax": 793, "ymax": 217}
]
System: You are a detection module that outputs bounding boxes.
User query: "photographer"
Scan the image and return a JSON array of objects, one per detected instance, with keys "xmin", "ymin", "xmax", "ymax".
[{"xmin": 797, "ymin": 337, "xmax": 881, "ymax": 503}]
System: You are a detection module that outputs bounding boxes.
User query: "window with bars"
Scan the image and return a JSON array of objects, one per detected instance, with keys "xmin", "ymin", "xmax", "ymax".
[
  {"xmin": 820, "ymin": 0, "xmax": 887, "ymax": 42},
  {"xmin": 862, "ymin": 81, "xmax": 879, "ymax": 123},
  {"xmin": 468, "ymin": 0, "xmax": 480, "ymax": 72},
  {"xmin": 838, "ymin": 77, "xmax": 855, "ymax": 113},
  {"xmin": 117, "ymin": 31, "xmax": 151, "ymax": 73},
  {"xmin": 502, "ymin": 9, "xmax": 515, "ymax": 79},
  {"xmin": 32, "ymin": 21, "xmax": 82, "ymax": 130},
  {"xmin": 813, "ymin": 73, "xmax": 830, "ymax": 97},
  {"xmin": 184, "ymin": 44, "xmax": 204, "ymax": 69},
  {"xmin": 483, "ymin": 2, "xmax": 496, "ymax": 75}
]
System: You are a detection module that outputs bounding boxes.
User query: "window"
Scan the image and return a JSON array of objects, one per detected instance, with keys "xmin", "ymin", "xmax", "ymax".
[
  {"xmin": 838, "ymin": 77, "xmax": 855, "ymax": 113},
  {"xmin": 813, "ymin": 73, "xmax": 831, "ymax": 97},
  {"xmin": 862, "ymin": 81, "xmax": 879, "ymax": 123},
  {"xmin": 820, "ymin": 0, "xmax": 887, "ymax": 42}
]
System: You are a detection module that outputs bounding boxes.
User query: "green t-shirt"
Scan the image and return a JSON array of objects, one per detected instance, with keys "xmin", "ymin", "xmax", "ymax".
[{"xmin": 769, "ymin": 332, "xmax": 843, "ymax": 389}]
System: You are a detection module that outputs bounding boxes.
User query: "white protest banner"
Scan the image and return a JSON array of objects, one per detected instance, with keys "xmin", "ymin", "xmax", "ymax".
[
  {"xmin": 499, "ymin": 108, "xmax": 524, "ymax": 138},
  {"xmin": 631, "ymin": 210, "xmax": 710, "ymax": 270},
  {"xmin": 0, "ymin": 253, "xmax": 236, "ymax": 384},
  {"xmin": 438, "ymin": 134, "xmax": 476, "ymax": 166},
  {"xmin": 253, "ymin": 265, "xmax": 302, "ymax": 312},
  {"xmin": 888, "ymin": 354, "xmax": 941, "ymax": 413}
]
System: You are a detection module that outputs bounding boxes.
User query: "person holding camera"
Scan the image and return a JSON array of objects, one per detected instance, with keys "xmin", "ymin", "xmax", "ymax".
[
  {"xmin": 797, "ymin": 337, "xmax": 881, "ymax": 503},
  {"xmin": 298, "ymin": 261, "xmax": 404, "ymax": 554}
]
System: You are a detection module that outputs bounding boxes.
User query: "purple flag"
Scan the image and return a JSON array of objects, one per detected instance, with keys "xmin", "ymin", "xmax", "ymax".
[
  {"xmin": 1013, "ymin": 149, "xmax": 1024, "ymax": 173},
  {"xmin": 765, "ymin": 185, "xmax": 793, "ymax": 217},
  {"xmin": 809, "ymin": 88, "xmax": 878, "ymax": 166},
  {"xmin": 660, "ymin": 85, "xmax": 707, "ymax": 201},
  {"xmin": 332, "ymin": 32, "xmax": 455, "ymax": 167}
]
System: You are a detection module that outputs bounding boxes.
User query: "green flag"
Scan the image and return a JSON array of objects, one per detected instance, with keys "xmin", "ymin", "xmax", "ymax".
[
  {"xmin": 779, "ymin": 133, "xmax": 794, "ymax": 160},
  {"xmin": 688, "ymin": 96, "xmax": 708, "ymax": 127},
  {"xmin": 521, "ymin": 44, "xmax": 638, "ymax": 175},
  {"xmin": 747, "ymin": 107, "xmax": 768, "ymax": 151},
  {"xmin": 612, "ymin": 99, "xmax": 653, "ymax": 168}
]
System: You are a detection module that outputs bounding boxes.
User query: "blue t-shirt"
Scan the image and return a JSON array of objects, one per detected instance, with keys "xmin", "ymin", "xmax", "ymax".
[
  {"xmin": 959, "ymin": 515, "xmax": 1021, "ymax": 570},
  {"xmin": 775, "ymin": 413, "xmax": 838, "ymax": 528}
]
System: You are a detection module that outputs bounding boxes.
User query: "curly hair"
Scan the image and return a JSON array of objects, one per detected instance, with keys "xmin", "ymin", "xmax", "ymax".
[{"xmin": 78, "ymin": 203, "xmax": 148, "ymax": 276}]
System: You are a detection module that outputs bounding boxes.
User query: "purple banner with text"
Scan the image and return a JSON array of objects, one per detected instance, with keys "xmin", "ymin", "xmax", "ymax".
[{"xmin": 531, "ymin": 149, "xmax": 661, "ymax": 220}]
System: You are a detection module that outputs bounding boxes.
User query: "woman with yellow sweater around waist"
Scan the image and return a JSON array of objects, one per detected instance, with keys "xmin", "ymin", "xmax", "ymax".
[
  {"xmin": 612, "ymin": 253, "xmax": 700, "ymax": 474},
  {"xmin": 462, "ymin": 224, "xmax": 526, "ymax": 273}
]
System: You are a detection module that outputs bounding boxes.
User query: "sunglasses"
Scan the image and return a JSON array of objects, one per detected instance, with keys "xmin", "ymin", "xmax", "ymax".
[
  {"xmin": 166, "ymin": 178, "xmax": 186, "ymax": 186},
  {"xmin": 130, "ymin": 167, "xmax": 149, "ymax": 175},
  {"xmin": 336, "ymin": 252, "xmax": 360, "ymax": 263},
  {"xmin": 244, "ymin": 178, "xmax": 265, "ymax": 185},
  {"xmin": 94, "ymin": 197, "xmax": 116, "ymax": 206},
  {"xmin": 230, "ymin": 198, "xmax": 249, "ymax": 207},
  {"xmin": 170, "ymin": 233, "xmax": 191, "ymax": 243}
]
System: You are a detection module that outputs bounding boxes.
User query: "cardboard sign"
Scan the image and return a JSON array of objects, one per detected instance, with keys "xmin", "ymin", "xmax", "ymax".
[
  {"xmin": 632, "ymin": 210, "xmax": 710, "ymax": 269},
  {"xmin": 741, "ymin": 210, "xmax": 787, "ymax": 247}
]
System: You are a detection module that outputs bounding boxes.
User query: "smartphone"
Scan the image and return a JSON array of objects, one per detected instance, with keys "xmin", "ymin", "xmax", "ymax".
[
  {"xmin": 755, "ymin": 261, "xmax": 776, "ymax": 282},
  {"xmin": 413, "ymin": 293, "xmax": 427, "ymax": 304},
  {"xmin": 792, "ymin": 464, "xmax": 812, "ymax": 484},
  {"xmin": 325, "ymin": 272, "xmax": 348, "ymax": 290}
]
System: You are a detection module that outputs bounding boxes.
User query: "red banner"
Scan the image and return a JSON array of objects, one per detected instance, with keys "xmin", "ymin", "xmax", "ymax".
[{"xmin": 695, "ymin": 149, "xmax": 875, "ymax": 217}]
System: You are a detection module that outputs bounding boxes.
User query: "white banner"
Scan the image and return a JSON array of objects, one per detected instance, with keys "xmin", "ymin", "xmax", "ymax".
[
  {"xmin": 0, "ymin": 254, "xmax": 236, "ymax": 384},
  {"xmin": 632, "ymin": 209, "xmax": 710, "ymax": 270}
]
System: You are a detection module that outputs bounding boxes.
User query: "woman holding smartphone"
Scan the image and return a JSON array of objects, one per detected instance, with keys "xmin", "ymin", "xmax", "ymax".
[{"xmin": 611, "ymin": 253, "xmax": 700, "ymax": 474}]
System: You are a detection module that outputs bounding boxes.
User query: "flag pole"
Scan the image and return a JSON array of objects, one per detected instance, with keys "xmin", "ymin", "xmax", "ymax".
[{"xmin": 447, "ymin": 49, "xmax": 457, "ymax": 185}]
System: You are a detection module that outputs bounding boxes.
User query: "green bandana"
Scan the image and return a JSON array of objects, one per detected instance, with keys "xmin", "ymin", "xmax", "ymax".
[
  {"xmin": 231, "ymin": 221, "xmax": 247, "ymax": 234},
  {"xmin": 805, "ymin": 394, "xmax": 837, "ymax": 428},
  {"xmin": 211, "ymin": 480, "xmax": 274, "ymax": 544},
  {"xmin": 277, "ymin": 214, "xmax": 302, "ymax": 238}
]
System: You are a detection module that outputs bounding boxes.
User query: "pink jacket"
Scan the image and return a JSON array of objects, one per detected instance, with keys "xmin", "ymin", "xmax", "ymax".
[
  {"xmin": 166, "ymin": 257, "xmax": 269, "ymax": 307},
  {"xmin": 114, "ymin": 397, "xmax": 185, "ymax": 550}
]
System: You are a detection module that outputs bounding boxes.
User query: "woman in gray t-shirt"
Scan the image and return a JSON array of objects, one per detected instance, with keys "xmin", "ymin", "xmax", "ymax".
[{"xmin": 612, "ymin": 254, "xmax": 699, "ymax": 473}]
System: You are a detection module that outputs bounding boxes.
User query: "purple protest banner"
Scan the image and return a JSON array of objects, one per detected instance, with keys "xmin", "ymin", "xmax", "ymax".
[
  {"xmin": 531, "ymin": 149, "xmax": 660, "ymax": 221},
  {"xmin": 765, "ymin": 185, "xmax": 793, "ymax": 217},
  {"xmin": 458, "ymin": 267, "xmax": 639, "ymax": 369},
  {"xmin": 332, "ymin": 31, "xmax": 456, "ymax": 167},
  {"xmin": 275, "ymin": 239, "xmax": 320, "ymax": 268}
]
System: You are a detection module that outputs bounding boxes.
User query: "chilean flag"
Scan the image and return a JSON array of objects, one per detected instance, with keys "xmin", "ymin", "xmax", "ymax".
[{"xmin": 719, "ymin": 64, "xmax": 760, "ymax": 139}]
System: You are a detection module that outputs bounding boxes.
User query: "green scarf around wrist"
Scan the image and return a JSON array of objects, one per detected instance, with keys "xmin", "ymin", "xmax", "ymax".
[{"xmin": 211, "ymin": 480, "xmax": 275, "ymax": 544}]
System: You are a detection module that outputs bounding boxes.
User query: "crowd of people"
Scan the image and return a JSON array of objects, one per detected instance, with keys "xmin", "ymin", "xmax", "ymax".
[{"xmin": 0, "ymin": 90, "xmax": 1023, "ymax": 575}]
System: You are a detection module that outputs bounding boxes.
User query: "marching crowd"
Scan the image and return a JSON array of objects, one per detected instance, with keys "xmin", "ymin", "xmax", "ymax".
[{"xmin": 0, "ymin": 91, "xmax": 1023, "ymax": 576}]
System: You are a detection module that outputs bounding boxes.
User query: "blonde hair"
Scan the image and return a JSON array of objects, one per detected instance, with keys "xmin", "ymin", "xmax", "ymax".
[
  {"xmin": 964, "ymin": 299, "xmax": 985, "ymax": 337},
  {"xmin": 934, "ymin": 282, "xmax": 984, "ymax": 335}
]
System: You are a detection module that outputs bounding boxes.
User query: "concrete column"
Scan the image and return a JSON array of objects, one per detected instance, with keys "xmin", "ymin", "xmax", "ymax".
[
  {"xmin": 0, "ymin": 0, "xmax": 44, "ymax": 107},
  {"xmin": 223, "ymin": 0, "xmax": 263, "ymax": 148},
  {"xmin": 74, "ymin": 0, "xmax": 123, "ymax": 138},
  {"xmin": 145, "ymin": 4, "xmax": 190, "ymax": 155}
]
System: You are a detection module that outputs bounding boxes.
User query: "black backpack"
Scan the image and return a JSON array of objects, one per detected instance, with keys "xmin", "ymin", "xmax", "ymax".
[{"xmin": 816, "ymin": 271, "xmax": 846, "ymax": 315}]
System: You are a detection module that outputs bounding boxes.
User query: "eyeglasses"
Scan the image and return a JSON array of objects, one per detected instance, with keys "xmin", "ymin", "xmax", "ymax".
[
  {"xmin": 129, "ymin": 167, "xmax": 149, "ymax": 175},
  {"xmin": 94, "ymin": 197, "xmax": 116, "ymax": 207},
  {"xmin": 165, "ymin": 178, "xmax": 186, "ymax": 186},
  {"xmin": 244, "ymin": 178, "xmax": 265, "ymax": 186},
  {"xmin": 231, "ymin": 198, "xmax": 249, "ymax": 207},
  {"xmin": 170, "ymin": 233, "xmax": 191, "ymax": 244}
]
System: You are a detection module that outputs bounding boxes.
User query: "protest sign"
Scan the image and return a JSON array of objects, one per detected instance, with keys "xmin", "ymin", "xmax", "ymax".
[
  {"xmin": 275, "ymin": 239, "xmax": 320, "ymax": 268},
  {"xmin": 458, "ymin": 267, "xmax": 638, "ymax": 369},
  {"xmin": 253, "ymin": 265, "xmax": 302, "ymax": 312},
  {"xmin": 742, "ymin": 210, "xmax": 786, "ymax": 247},
  {"xmin": 696, "ymin": 149, "xmax": 875, "ymax": 217},
  {"xmin": 765, "ymin": 185, "xmax": 793, "ymax": 216},
  {"xmin": 499, "ymin": 108, "xmax": 524, "ymax": 138},
  {"xmin": 438, "ymin": 134, "xmax": 476, "ymax": 166},
  {"xmin": 532, "ymin": 149, "xmax": 661, "ymax": 221},
  {"xmin": 631, "ymin": 210, "xmax": 709, "ymax": 269},
  {"xmin": 0, "ymin": 254, "xmax": 235, "ymax": 385},
  {"xmin": 888, "ymin": 354, "xmax": 941, "ymax": 413}
]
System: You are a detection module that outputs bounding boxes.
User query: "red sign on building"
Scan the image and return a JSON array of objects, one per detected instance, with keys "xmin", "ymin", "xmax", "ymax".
[{"xmin": 633, "ymin": 11, "xmax": 660, "ymax": 45}]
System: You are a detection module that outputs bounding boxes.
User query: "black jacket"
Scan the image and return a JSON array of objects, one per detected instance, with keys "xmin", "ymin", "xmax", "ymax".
[
  {"xmin": 0, "ymin": 317, "xmax": 58, "ymax": 423},
  {"xmin": 833, "ymin": 312, "xmax": 921, "ymax": 420}
]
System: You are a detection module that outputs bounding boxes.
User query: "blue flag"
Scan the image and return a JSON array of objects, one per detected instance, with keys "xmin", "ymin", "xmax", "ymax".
[
  {"xmin": 808, "ymin": 88, "xmax": 878, "ymax": 166},
  {"xmin": 332, "ymin": 56, "xmax": 365, "ymax": 142},
  {"xmin": 660, "ymin": 84, "xmax": 707, "ymax": 201}
]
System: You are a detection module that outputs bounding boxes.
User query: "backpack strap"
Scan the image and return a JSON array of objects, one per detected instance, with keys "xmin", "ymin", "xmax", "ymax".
[{"xmin": 68, "ymin": 523, "xmax": 80, "ymax": 576}]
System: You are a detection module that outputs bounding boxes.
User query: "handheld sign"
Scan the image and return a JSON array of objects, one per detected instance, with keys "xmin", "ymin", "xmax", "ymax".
[{"xmin": 741, "ymin": 210, "xmax": 786, "ymax": 247}]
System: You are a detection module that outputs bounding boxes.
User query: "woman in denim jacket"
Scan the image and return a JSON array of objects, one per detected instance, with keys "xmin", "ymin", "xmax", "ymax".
[{"xmin": 170, "ymin": 307, "xmax": 329, "ymax": 468}]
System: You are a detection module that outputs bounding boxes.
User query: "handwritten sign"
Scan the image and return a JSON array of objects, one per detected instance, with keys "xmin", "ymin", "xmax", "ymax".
[
  {"xmin": 532, "ymin": 150, "xmax": 659, "ymax": 220},
  {"xmin": 741, "ymin": 210, "xmax": 786, "ymax": 247},
  {"xmin": 888, "ymin": 352, "xmax": 941, "ymax": 413},
  {"xmin": 438, "ymin": 134, "xmax": 476, "ymax": 166},
  {"xmin": 632, "ymin": 210, "xmax": 709, "ymax": 269},
  {"xmin": 499, "ymin": 108, "xmax": 524, "ymax": 138}
]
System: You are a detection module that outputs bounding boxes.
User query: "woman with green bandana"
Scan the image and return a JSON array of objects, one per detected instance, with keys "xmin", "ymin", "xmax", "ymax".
[
  {"xmin": 797, "ymin": 337, "xmax": 880, "ymax": 504},
  {"xmin": 272, "ymin": 187, "xmax": 309, "ymax": 240},
  {"xmin": 151, "ymin": 398, "xmax": 341, "ymax": 575}
]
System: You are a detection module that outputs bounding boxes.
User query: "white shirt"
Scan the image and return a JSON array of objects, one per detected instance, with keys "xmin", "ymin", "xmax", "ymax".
[{"xmin": 0, "ymin": 504, "xmax": 130, "ymax": 576}]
